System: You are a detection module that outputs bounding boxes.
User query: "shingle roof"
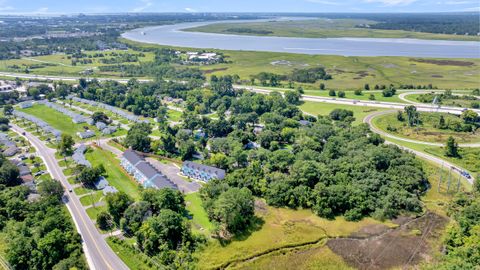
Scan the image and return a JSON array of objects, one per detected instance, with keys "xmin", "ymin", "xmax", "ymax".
[
  {"xmin": 122, "ymin": 149, "xmax": 143, "ymax": 166},
  {"xmin": 135, "ymin": 161, "xmax": 158, "ymax": 179},
  {"xmin": 150, "ymin": 175, "xmax": 177, "ymax": 189},
  {"xmin": 183, "ymin": 161, "xmax": 226, "ymax": 178}
]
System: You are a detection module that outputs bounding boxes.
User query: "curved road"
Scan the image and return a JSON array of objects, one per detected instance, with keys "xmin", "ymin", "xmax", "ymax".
[
  {"xmin": 11, "ymin": 124, "xmax": 128, "ymax": 270},
  {"xmin": 365, "ymin": 110, "xmax": 480, "ymax": 148}
]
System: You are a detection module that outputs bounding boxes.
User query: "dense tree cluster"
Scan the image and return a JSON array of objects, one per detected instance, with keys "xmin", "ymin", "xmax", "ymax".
[
  {"xmin": 251, "ymin": 67, "xmax": 332, "ymax": 86},
  {"xmin": 0, "ymin": 178, "xmax": 85, "ymax": 269},
  {"xmin": 430, "ymin": 186, "xmax": 480, "ymax": 269},
  {"xmin": 102, "ymin": 189, "xmax": 200, "ymax": 267}
]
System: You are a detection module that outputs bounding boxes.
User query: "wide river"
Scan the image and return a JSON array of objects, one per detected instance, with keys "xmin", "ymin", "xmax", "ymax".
[{"xmin": 122, "ymin": 20, "xmax": 480, "ymax": 58}]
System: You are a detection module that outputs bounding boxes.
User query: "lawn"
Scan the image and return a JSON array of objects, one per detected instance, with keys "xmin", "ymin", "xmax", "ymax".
[
  {"xmin": 373, "ymin": 111, "xmax": 480, "ymax": 144},
  {"xmin": 85, "ymin": 147, "xmax": 141, "ymax": 200},
  {"xmin": 79, "ymin": 190, "xmax": 105, "ymax": 206},
  {"xmin": 194, "ymin": 201, "xmax": 392, "ymax": 269},
  {"xmin": 18, "ymin": 104, "xmax": 94, "ymax": 139},
  {"xmin": 186, "ymin": 19, "xmax": 480, "ymax": 41},
  {"xmin": 86, "ymin": 205, "xmax": 108, "ymax": 220},
  {"xmin": 106, "ymin": 237, "xmax": 152, "ymax": 270},
  {"xmin": 167, "ymin": 109, "xmax": 183, "ymax": 122},
  {"xmin": 299, "ymin": 101, "xmax": 387, "ymax": 125},
  {"xmin": 185, "ymin": 192, "xmax": 214, "ymax": 234}
]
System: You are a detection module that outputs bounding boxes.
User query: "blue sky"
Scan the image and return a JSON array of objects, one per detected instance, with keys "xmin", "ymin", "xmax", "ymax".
[{"xmin": 0, "ymin": 0, "xmax": 478, "ymax": 14}]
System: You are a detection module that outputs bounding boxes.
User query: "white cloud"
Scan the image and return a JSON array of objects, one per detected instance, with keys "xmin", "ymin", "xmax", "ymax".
[
  {"xmin": 132, "ymin": 0, "xmax": 153, "ymax": 12},
  {"xmin": 185, "ymin": 7, "xmax": 197, "ymax": 12},
  {"xmin": 364, "ymin": 0, "xmax": 418, "ymax": 6},
  {"xmin": 0, "ymin": 0, "xmax": 13, "ymax": 11}
]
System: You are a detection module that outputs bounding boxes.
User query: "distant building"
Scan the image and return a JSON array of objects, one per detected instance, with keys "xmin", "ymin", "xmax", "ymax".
[
  {"xmin": 19, "ymin": 101, "xmax": 33, "ymax": 109},
  {"xmin": 96, "ymin": 121, "xmax": 107, "ymax": 130},
  {"xmin": 77, "ymin": 131, "xmax": 95, "ymax": 139},
  {"xmin": 299, "ymin": 120, "xmax": 311, "ymax": 126},
  {"xmin": 121, "ymin": 149, "xmax": 177, "ymax": 190},
  {"xmin": 181, "ymin": 161, "xmax": 225, "ymax": 182}
]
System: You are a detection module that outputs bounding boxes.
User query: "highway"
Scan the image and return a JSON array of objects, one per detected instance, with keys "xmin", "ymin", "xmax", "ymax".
[
  {"xmin": 11, "ymin": 124, "xmax": 129, "ymax": 270},
  {"xmin": 365, "ymin": 110, "xmax": 480, "ymax": 148}
]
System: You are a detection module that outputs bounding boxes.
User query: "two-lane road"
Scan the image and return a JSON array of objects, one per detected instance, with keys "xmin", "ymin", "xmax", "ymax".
[{"xmin": 11, "ymin": 124, "xmax": 128, "ymax": 270}]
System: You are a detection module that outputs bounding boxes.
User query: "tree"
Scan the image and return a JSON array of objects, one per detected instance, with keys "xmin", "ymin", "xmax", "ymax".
[
  {"xmin": 284, "ymin": 90, "xmax": 301, "ymax": 105},
  {"xmin": 397, "ymin": 111, "xmax": 404, "ymax": 122},
  {"xmin": 97, "ymin": 212, "xmax": 113, "ymax": 231},
  {"xmin": 76, "ymin": 165, "xmax": 105, "ymax": 186},
  {"xmin": 328, "ymin": 89, "xmax": 336, "ymax": 97},
  {"xmin": 91, "ymin": 112, "xmax": 109, "ymax": 124},
  {"xmin": 57, "ymin": 134, "xmax": 75, "ymax": 157},
  {"xmin": 211, "ymin": 187, "xmax": 254, "ymax": 234},
  {"xmin": 364, "ymin": 84, "xmax": 370, "ymax": 90},
  {"xmin": 445, "ymin": 136, "xmax": 459, "ymax": 157},
  {"xmin": 3, "ymin": 104, "xmax": 13, "ymax": 116},
  {"xmin": 106, "ymin": 192, "xmax": 133, "ymax": 224},
  {"xmin": 330, "ymin": 109, "xmax": 354, "ymax": 121},
  {"xmin": 0, "ymin": 159, "xmax": 20, "ymax": 186},
  {"xmin": 136, "ymin": 209, "xmax": 186, "ymax": 254},
  {"xmin": 404, "ymin": 105, "xmax": 418, "ymax": 127},
  {"xmin": 438, "ymin": 115, "xmax": 446, "ymax": 129},
  {"xmin": 125, "ymin": 123, "xmax": 152, "ymax": 152},
  {"xmin": 461, "ymin": 110, "xmax": 478, "ymax": 124},
  {"xmin": 319, "ymin": 83, "xmax": 325, "ymax": 90},
  {"xmin": 369, "ymin": 94, "xmax": 375, "ymax": 100},
  {"xmin": 354, "ymin": 89, "xmax": 362, "ymax": 96},
  {"xmin": 38, "ymin": 179, "xmax": 64, "ymax": 201},
  {"xmin": 120, "ymin": 201, "xmax": 151, "ymax": 234},
  {"xmin": 338, "ymin": 91, "xmax": 345, "ymax": 98},
  {"xmin": 141, "ymin": 188, "xmax": 185, "ymax": 215}
]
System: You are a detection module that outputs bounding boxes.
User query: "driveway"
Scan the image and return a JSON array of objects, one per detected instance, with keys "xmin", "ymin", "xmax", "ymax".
[{"xmin": 146, "ymin": 157, "xmax": 201, "ymax": 193}]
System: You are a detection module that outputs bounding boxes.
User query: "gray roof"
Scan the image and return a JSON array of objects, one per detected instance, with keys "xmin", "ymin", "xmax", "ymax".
[
  {"xmin": 73, "ymin": 144, "xmax": 91, "ymax": 167},
  {"xmin": 135, "ymin": 161, "xmax": 158, "ymax": 179},
  {"xmin": 71, "ymin": 96, "xmax": 148, "ymax": 123},
  {"xmin": 18, "ymin": 165, "xmax": 31, "ymax": 176},
  {"xmin": 77, "ymin": 131, "xmax": 95, "ymax": 139},
  {"xmin": 94, "ymin": 177, "xmax": 109, "ymax": 190},
  {"xmin": 122, "ymin": 149, "xmax": 143, "ymax": 166},
  {"xmin": 150, "ymin": 175, "xmax": 177, "ymax": 190},
  {"xmin": 183, "ymin": 161, "xmax": 226, "ymax": 179}
]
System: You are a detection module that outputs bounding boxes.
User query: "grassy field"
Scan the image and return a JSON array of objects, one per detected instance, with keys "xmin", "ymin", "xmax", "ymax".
[
  {"xmin": 185, "ymin": 192, "xmax": 215, "ymax": 234},
  {"xmin": 18, "ymin": 104, "xmax": 91, "ymax": 139},
  {"xmin": 185, "ymin": 19, "xmax": 480, "ymax": 41},
  {"xmin": 299, "ymin": 101, "xmax": 387, "ymax": 125},
  {"xmin": 406, "ymin": 93, "xmax": 480, "ymax": 108},
  {"xmin": 106, "ymin": 237, "xmax": 152, "ymax": 270},
  {"xmin": 85, "ymin": 147, "xmax": 142, "ymax": 200},
  {"xmin": 167, "ymin": 109, "xmax": 183, "ymax": 122},
  {"xmin": 0, "ymin": 49, "xmax": 155, "ymax": 78},
  {"xmin": 373, "ymin": 112, "xmax": 480, "ymax": 144},
  {"xmin": 194, "ymin": 201, "xmax": 391, "ymax": 270}
]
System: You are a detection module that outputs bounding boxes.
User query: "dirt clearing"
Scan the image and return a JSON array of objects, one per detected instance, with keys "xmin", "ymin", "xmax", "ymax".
[{"xmin": 327, "ymin": 212, "xmax": 448, "ymax": 270}]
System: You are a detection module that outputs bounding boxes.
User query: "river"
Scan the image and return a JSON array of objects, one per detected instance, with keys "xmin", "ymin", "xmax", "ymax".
[{"xmin": 122, "ymin": 20, "xmax": 480, "ymax": 58}]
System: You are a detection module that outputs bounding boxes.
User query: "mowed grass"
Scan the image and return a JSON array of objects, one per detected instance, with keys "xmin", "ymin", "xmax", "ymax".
[
  {"xmin": 186, "ymin": 19, "xmax": 480, "ymax": 41},
  {"xmin": 372, "ymin": 112, "xmax": 480, "ymax": 144},
  {"xmin": 106, "ymin": 237, "xmax": 152, "ymax": 270},
  {"xmin": 185, "ymin": 192, "xmax": 214, "ymax": 234},
  {"xmin": 194, "ymin": 202, "xmax": 391, "ymax": 270},
  {"xmin": 18, "ymin": 104, "xmax": 92, "ymax": 139},
  {"xmin": 85, "ymin": 147, "xmax": 141, "ymax": 200},
  {"xmin": 299, "ymin": 101, "xmax": 387, "ymax": 124}
]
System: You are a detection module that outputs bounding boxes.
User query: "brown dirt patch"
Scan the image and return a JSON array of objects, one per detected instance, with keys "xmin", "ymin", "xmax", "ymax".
[
  {"xmin": 411, "ymin": 58, "xmax": 475, "ymax": 67},
  {"xmin": 254, "ymin": 199, "xmax": 269, "ymax": 215},
  {"xmin": 327, "ymin": 212, "xmax": 448, "ymax": 270}
]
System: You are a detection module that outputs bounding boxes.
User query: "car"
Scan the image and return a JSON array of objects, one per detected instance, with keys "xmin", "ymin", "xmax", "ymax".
[
  {"xmin": 68, "ymin": 189, "xmax": 73, "ymax": 193},
  {"xmin": 34, "ymin": 171, "xmax": 45, "ymax": 177},
  {"xmin": 22, "ymin": 132, "xmax": 26, "ymax": 136}
]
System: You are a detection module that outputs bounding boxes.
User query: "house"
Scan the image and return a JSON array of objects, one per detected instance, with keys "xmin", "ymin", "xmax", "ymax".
[
  {"xmin": 94, "ymin": 177, "xmax": 109, "ymax": 190},
  {"xmin": 19, "ymin": 101, "xmax": 33, "ymax": 109},
  {"xmin": 120, "ymin": 149, "xmax": 177, "ymax": 190},
  {"xmin": 77, "ymin": 131, "xmax": 95, "ymax": 139},
  {"xmin": 18, "ymin": 165, "xmax": 31, "ymax": 176},
  {"xmin": 72, "ymin": 115, "xmax": 87, "ymax": 124},
  {"xmin": 72, "ymin": 144, "xmax": 91, "ymax": 167},
  {"xmin": 96, "ymin": 122, "xmax": 107, "ymax": 130},
  {"xmin": 181, "ymin": 161, "xmax": 226, "ymax": 182},
  {"xmin": 299, "ymin": 120, "xmax": 311, "ymax": 126},
  {"xmin": 245, "ymin": 141, "xmax": 260, "ymax": 150},
  {"xmin": 0, "ymin": 133, "xmax": 19, "ymax": 157},
  {"xmin": 102, "ymin": 126, "xmax": 117, "ymax": 135}
]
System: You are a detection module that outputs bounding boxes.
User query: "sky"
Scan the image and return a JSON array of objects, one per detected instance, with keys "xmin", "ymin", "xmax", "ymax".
[{"xmin": 0, "ymin": 0, "xmax": 478, "ymax": 14}]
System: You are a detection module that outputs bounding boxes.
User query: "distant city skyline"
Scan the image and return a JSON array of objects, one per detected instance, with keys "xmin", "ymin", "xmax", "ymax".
[{"xmin": 0, "ymin": 0, "xmax": 479, "ymax": 14}]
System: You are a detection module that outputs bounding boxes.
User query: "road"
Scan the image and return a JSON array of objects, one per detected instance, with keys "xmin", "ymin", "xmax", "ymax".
[
  {"xmin": 238, "ymin": 86, "xmax": 480, "ymax": 116},
  {"xmin": 365, "ymin": 110, "xmax": 480, "ymax": 148},
  {"xmin": 11, "ymin": 124, "xmax": 129, "ymax": 270},
  {"xmin": 398, "ymin": 91, "xmax": 480, "ymax": 106}
]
